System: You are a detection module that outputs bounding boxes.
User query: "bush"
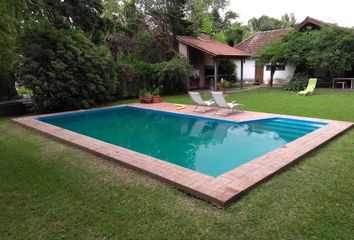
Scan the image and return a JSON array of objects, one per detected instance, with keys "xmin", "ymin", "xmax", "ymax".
[
  {"xmin": 17, "ymin": 88, "xmax": 33, "ymax": 95},
  {"xmin": 284, "ymin": 73, "xmax": 308, "ymax": 91},
  {"xmin": 115, "ymin": 55, "xmax": 191, "ymax": 97},
  {"xmin": 218, "ymin": 59, "xmax": 237, "ymax": 82},
  {"xmin": 154, "ymin": 55, "xmax": 191, "ymax": 94},
  {"xmin": 218, "ymin": 80, "xmax": 231, "ymax": 88},
  {"xmin": 115, "ymin": 61, "xmax": 155, "ymax": 98},
  {"xmin": 19, "ymin": 24, "xmax": 116, "ymax": 112}
]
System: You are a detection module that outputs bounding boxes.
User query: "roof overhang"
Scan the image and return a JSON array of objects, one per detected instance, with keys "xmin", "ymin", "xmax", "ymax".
[{"xmin": 177, "ymin": 35, "xmax": 250, "ymax": 59}]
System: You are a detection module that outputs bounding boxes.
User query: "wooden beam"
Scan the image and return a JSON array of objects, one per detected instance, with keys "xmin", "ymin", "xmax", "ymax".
[
  {"xmin": 240, "ymin": 58, "xmax": 244, "ymax": 89},
  {"xmin": 214, "ymin": 59, "xmax": 218, "ymax": 90}
]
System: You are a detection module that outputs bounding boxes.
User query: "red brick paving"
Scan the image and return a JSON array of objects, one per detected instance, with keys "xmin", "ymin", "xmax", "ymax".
[{"xmin": 12, "ymin": 102, "xmax": 353, "ymax": 207}]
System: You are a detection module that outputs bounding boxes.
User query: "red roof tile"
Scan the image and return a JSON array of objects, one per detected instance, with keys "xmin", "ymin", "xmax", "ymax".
[
  {"xmin": 234, "ymin": 29, "xmax": 290, "ymax": 57},
  {"xmin": 177, "ymin": 35, "xmax": 249, "ymax": 58}
]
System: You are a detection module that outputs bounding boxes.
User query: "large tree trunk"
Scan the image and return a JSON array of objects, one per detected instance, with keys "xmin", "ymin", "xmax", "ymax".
[{"xmin": 267, "ymin": 66, "xmax": 276, "ymax": 88}]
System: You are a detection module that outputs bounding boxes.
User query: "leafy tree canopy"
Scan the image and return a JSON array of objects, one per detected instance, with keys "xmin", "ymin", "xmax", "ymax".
[
  {"xmin": 248, "ymin": 13, "xmax": 296, "ymax": 32},
  {"xmin": 0, "ymin": 0, "xmax": 27, "ymax": 99},
  {"xmin": 19, "ymin": 23, "xmax": 116, "ymax": 112},
  {"xmin": 259, "ymin": 26, "xmax": 354, "ymax": 72},
  {"xmin": 257, "ymin": 26, "xmax": 354, "ymax": 86}
]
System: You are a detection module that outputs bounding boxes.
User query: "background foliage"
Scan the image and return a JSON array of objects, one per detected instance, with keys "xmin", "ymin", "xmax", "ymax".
[
  {"xmin": 116, "ymin": 56, "xmax": 191, "ymax": 97},
  {"xmin": 283, "ymin": 73, "xmax": 309, "ymax": 91},
  {"xmin": 20, "ymin": 24, "xmax": 116, "ymax": 112},
  {"xmin": 0, "ymin": 0, "xmax": 26, "ymax": 99},
  {"xmin": 258, "ymin": 26, "xmax": 354, "ymax": 87},
  {"xmin": 2, "ymin": 0, "xmax": 354, "ymax": 109}
]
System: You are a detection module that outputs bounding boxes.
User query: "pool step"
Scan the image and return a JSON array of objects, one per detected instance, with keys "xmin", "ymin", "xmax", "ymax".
[
  {"xmin": 248, "ymin": 124, "xmax": 313, "ymax": 137},
  {"xmin": 260, "ymin": 121, "xmax": 318, "ymax": 132},
  {"xmin": 272, "ymin": 118, "xmax": 326, "ymax": 128}
]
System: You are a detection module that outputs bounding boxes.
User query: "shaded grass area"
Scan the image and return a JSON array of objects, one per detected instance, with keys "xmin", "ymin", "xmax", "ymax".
[{"xmin": 0, "ymin": 89, "xmax": 353, "ymax": 239}]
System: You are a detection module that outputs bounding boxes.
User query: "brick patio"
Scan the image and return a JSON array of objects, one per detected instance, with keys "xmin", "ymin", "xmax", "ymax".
[{"xmin": 13, "ymin": 102, "xmax": 353, "ymax": 207}]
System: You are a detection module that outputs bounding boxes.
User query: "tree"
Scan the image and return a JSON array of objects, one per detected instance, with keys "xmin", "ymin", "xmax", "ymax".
[
  {"xmin": 0, "ymin": 0, "xmax": 27, "ymax": 99},
  {"xmin": 257, "ymin": 41, "xmax": 289, "ymax": 87},
  {"xmin": 200, "ymin": 15, "xmax": 213, "ymax": 33},
  {"xmin": 28, "ymin": 0, "xmax": 107, "ymax": 43},
  {"xmin": 104, "ymin": 0, "xmax": 147, "ymax": 60},
  {"xmin": 224, "ymin": 23, "xmax": 251, "ymax": 46},
  {"xmin": 19, "ymin": 24, "xmax": 116, "ymax": 112},
  {"xmin": 104, "ymin": 0, "xmax": 194, "ymax": 62},
  {"xmin": 142, "ymin": 0, "xmax": 194, "ymax": 48},
  {"xmin": 258, "ymin": 26, "xmax": 354, "ymax": 87},
  {"xmin": 278, "ymin": 26, "xmax": 354, "ymax": 75},
  {"xmin": 186, "ymin": 0, "xmax": 237, "ymax": 33},
  {"xmin": 281, "ymin": 13, "xmax": 296, "ymax": 28},
  {"xmin": 248, "ymin": 15, "xmax": 282, "ymax": 32},
  {"xmin": 305, "ymin": 27, "xmax": 354, "ymax": 73},
  {"xmin": 248, "ymin": 14, "xmax": 296, "ymax": 32}
]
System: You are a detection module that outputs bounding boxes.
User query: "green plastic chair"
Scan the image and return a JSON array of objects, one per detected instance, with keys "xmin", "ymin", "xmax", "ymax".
[{"xmin": 298, "ymin": 78, "xmax": 317, "ymax": 96}]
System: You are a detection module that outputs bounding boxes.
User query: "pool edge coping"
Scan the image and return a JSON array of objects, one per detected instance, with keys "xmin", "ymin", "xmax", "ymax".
[{"xmin": 12, "ymin": 103, "xmax": 354, "ymax": 207}]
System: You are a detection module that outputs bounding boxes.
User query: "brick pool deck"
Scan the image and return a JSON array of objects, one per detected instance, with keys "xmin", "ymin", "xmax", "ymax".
[{"xmin": 13, "ymin": 103, "xmax": 353, "ymax": 207}]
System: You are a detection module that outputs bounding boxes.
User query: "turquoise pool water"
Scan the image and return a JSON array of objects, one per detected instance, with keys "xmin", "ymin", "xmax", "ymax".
[{"xmin": 38, "ymin": 107, "xmax": 326, "ymax": 177}]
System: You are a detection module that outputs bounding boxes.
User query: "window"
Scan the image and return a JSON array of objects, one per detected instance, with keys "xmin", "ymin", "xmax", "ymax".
[{"xmin": 266, "ymin": 65, "xmax": 286, "ymax": 71}]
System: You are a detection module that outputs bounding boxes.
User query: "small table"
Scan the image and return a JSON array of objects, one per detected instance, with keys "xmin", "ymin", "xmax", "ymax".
[
  {"xmin": 335, "ymin": 81, "xmax": 347, "ymax": 89},
  {"xmin": 332, "ymin": 78, "xmax": 354, "ymax": 89}
]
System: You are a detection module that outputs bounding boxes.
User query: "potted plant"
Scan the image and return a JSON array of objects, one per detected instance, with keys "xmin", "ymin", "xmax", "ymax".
[
  {"xmin": 138, "ymin": 88, "xmax": 147, "ymax": 103},
  {"xmin": 151, "ymin": 88, "xmax": 161, "ymax": 103},
  {"xmin": 217, "ymin": 80, "xmax": 231, "ymax": 93},
  {"xmin": 143, "ymin": 90, "xmax": 152, "ymax": 103},
  {"xmin": 254, "ymin": 77, "xmax": 261, "ymax": 85}
]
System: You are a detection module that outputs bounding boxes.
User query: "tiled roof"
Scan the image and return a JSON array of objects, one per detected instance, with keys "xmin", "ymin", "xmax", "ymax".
[
  {"xmin": 234, "ymin": 28, "xmax": 291, "ymax": 57},
  {"xmin": 177, "ymin": 35, "xmax": 250, "ymax": 58},
  {"xmin": 295, "ymin": 16, "xmax": 328, "ymax": 31}
]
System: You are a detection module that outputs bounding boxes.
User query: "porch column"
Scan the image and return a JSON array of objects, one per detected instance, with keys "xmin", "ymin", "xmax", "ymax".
[
  {"xmin": 240, "ymin": 58, "xmax": 244, "ymax": 89},
  {"xmin": 214, "ymin": 59, "xmax": 218, "ymax": 90},
  {"xmin": 198, "ymin": 61, "xmax": 206, "ymax": 89}
]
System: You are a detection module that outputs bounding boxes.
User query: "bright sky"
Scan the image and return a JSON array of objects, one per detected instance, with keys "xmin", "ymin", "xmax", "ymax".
[{"xmin": 229, "ymin": 0, "xmax": 354, "ymax": 27}]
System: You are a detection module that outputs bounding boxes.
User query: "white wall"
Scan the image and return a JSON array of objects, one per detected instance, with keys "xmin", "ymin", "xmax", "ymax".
[
  {"xmin": 178, "ymin": 43, "xmax": 188, "ymax": 58},
  {"xmin": 263, "ymin": 65, "xmax": 296, "ymax": 84},
  {"xmin": 235, "ymin": 59, "xmax": 256, "ymax": 81},
  {"xmin": 235, "ymin": 59, "xmax": 295, "ymax": 83}
]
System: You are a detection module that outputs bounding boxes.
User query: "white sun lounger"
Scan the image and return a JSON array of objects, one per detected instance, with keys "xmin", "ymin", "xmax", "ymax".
[
  {"xmin": 188, "ymin": 91, "xmax": 214, "ymax": 112},
  {"xmin": 211, "ymin": 91, "xmax": 245, "ymax": 115}
]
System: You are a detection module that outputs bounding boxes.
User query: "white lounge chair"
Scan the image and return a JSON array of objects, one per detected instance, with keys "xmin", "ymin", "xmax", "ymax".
[
  {"xmin": 211, "ymin": 91, "xmax": 245, "ymax": 115},
  {"xmin": 188, "ymin": 91, "xmax": 214, "ymax": 112}
]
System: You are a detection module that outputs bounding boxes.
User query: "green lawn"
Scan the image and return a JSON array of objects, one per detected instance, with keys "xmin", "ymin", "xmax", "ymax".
[{"xmin": 1, "ymin": 89, "xmax": 353, "ymax": 239}]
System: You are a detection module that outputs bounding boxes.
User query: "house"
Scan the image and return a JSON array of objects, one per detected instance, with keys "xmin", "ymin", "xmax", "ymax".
[
  {"xmin": 177, "ymin": 33, "xmax": 249, "ymax": 90},
  {"xmin": 294, "ymin": 16, "xmax": 328, "ymax": 31},
  {"xmin": 234, "ymin": 16, "xmax": 329, "ymax": 84},
  {"xmin": 234, "ymin": 28, "xmax": 293, "ymax": 84}
]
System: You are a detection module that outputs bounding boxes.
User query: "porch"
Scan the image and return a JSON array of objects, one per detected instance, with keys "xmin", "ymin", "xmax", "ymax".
[{"xmin": 177, "ymin": 33, "xmax": 250, "ymax": 90}]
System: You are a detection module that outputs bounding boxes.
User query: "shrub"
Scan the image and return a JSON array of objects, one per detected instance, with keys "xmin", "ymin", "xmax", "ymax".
[
  {"xmin": 19, "ymin": 24, "xmax": 116, "ymax": 112},
  {"xmin": 115, "ymin": 61, "xmax": 155, "ymax": 98},
  {"xmin": 218, "ymin": 80, "xmax": 231, "ymax": 88},
  {"xmin": 154, "ymin": 55, "xmax": 191, "ymax": 94},
  {"xmin": 17, "ymin": 88, "xmax": 33, "ymax": 95},
  {"xmin": 284, "ymin": 73, "xmax": 309, "ymax": 91},
  {"xmin": 115, "ymin": 55, "xmax": 191, "ymax": 97},
  {"xmin": 218, "ymin": 59, "xmax": 237, "ymax": 82}
]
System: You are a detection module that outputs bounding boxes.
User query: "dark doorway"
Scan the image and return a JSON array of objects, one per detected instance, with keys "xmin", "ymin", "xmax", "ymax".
[{"xmin": 255, "ymin": 63, "xmax": 264, "ymax": 83}]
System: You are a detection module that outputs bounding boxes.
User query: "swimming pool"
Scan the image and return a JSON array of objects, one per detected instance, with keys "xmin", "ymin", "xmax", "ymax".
[{"xmin": 38, "ymin": 106, "xmax": 327, "ymax": 177}]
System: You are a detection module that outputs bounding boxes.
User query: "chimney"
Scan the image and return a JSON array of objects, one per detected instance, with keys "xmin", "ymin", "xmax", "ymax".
[{"xmin": 198, "ymin": 32, "xmax": 211, "ymax": 40}]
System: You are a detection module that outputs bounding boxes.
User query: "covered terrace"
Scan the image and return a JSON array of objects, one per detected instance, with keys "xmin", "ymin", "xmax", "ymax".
[{"xmin": 177, "ymin": 33, "xmax": 250, "ymax": 90}]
